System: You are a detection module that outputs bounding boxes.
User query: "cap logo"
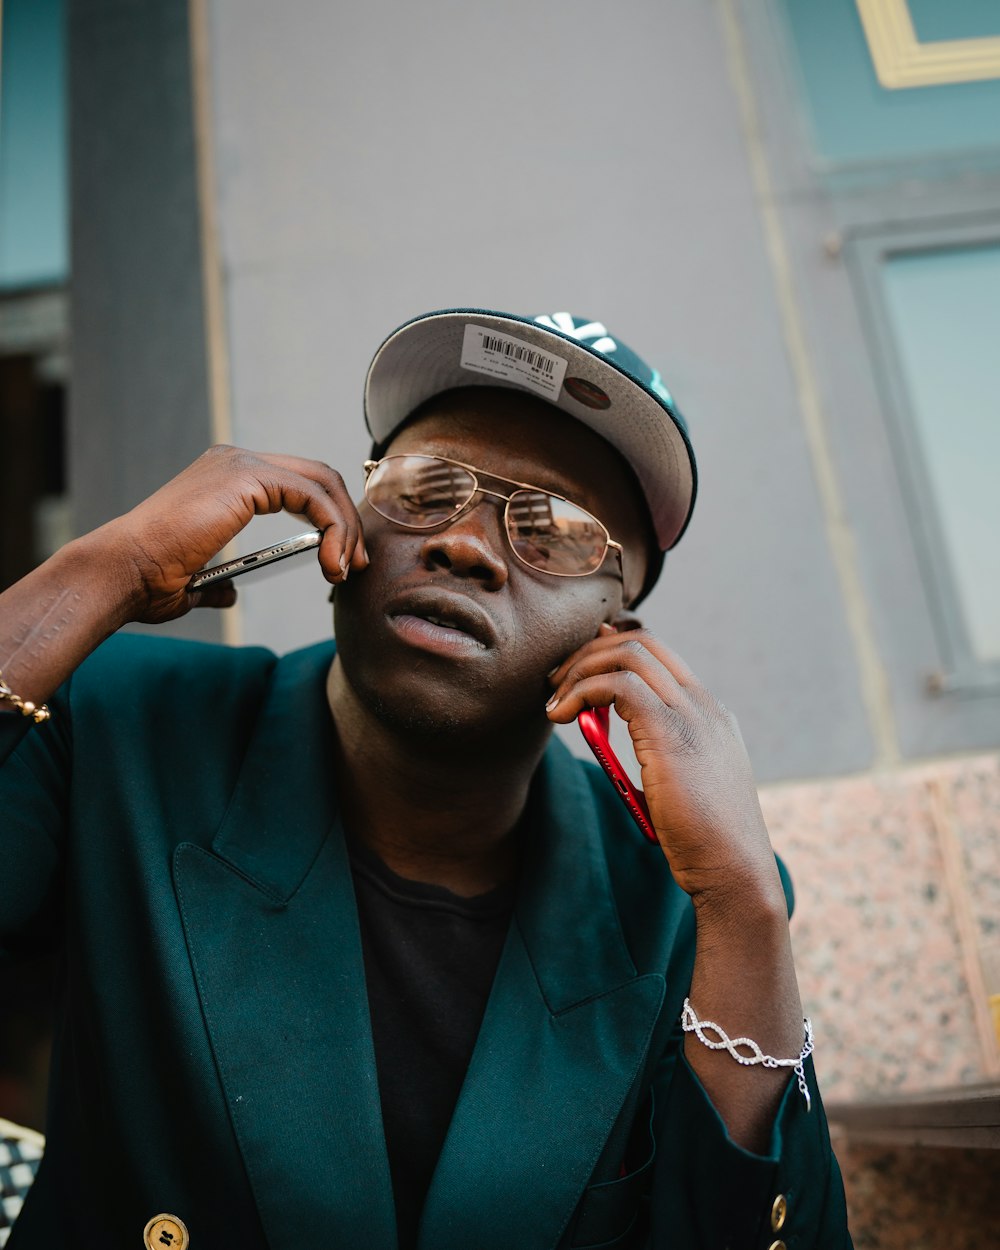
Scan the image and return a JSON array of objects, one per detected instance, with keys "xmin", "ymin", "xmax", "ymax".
[
  {"xmin": 648, "ymin": 368, "xmax": 675, "ymax": 407},
  {"xmin": 534, "ymin": 312, "xmax": 617, "ymax": 355},
  {"xmin": 563, "ymin": 377, "xmax": 611, "ymax": 409}
]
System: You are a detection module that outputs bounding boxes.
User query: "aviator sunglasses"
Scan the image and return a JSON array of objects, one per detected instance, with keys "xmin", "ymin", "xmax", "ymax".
[{"xmin": 363, "ymin": 454, "xmax": 624, "ymax": 580}]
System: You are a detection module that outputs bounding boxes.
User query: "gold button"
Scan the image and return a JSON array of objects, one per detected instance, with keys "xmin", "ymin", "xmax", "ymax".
[
  {"xmin": 767, "ymin": 1242, "xmax": 786, "ymax": 1250},
  {"xmin": 143, "ymin": 1214, "xmax": 189, "ymax": 1250},
  {"xmin": 771, "ymin": 1193, "xmax": 788, "ymax": 1231}
]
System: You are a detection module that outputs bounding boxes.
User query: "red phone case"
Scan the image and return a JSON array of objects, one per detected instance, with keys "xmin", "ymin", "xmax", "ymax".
[{"xmin": 578, "ymin": 706, "xmax": 657, "ymax": 844}]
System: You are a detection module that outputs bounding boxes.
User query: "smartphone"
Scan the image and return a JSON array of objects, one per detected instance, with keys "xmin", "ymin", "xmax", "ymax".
[
  {"xmin": 189, "ymin": 530, "xmax": 322, "ymax": 590},
  {"xmin": 578, "ymin": 706, "xmax": 657, "ymax": 844}
]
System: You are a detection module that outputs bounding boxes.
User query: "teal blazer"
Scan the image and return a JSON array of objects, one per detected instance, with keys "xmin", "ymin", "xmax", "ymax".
[{"xmin": 0, "ymin": 635, "xmax": 851, "ymax": 1249}]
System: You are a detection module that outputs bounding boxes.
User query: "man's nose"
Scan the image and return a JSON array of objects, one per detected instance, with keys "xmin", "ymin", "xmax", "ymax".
[{"xmin": 419, "ymin": 500, "xmax": 509, "ymax": 589}]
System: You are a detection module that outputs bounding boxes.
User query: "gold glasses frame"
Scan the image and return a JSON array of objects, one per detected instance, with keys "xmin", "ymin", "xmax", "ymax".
[{"xmin": 363, "ymin": 454, "xmax": 624, "ymax": 581}]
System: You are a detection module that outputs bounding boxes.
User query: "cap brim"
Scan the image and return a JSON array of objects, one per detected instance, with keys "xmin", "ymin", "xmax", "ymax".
[{"xmin": 364, "ymin": 309, "xmax": 696, "ymax": 550}]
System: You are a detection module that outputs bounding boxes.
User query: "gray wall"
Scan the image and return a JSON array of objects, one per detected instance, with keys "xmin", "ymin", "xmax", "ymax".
[
  {"xmin": 69, "ymin": 0, "xmax": 221, "ymax": 644},
  {"xmin": 737, "ymin": 0, "xmax": 1000, "ymax": 763},
  {"xmin": 202, "ymin": 0, "xmax": 873, "ymax": 782},
  {"xmin": 67, "ymin": 0, "xmax": 999, "ymax": 781}
]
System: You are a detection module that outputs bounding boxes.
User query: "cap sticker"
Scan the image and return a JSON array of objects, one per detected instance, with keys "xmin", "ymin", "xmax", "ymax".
[{"xmin": 461, "ymin": 324, "xmax": 567, "ymax": 400}]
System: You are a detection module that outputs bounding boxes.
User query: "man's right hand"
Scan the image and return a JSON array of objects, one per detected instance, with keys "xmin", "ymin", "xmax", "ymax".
[
  {"xmin": 0, "ymin": 446, "xmax": 368, "ymax": 708},
  {"xmin": 92, "ymin": 446, "xmax": 368, "ymax": 624}
]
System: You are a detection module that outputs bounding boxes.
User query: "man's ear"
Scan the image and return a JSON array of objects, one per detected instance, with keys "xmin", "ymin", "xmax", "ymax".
[{"xmin": 609, "ymin": 608, "xmax": 642, "ymax": 633}]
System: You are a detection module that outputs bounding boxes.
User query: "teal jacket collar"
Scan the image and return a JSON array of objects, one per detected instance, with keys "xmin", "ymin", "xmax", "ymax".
[{"xmin": 174, "ymin": 642, "xmax": 665, "ymax": 1250}]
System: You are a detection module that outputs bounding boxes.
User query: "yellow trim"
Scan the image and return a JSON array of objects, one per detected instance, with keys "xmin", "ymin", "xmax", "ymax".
[
  {"xmin": 928, "ymin": 779, "xmax": 1000, "ymax": 1075},
  {"xmin": 856, "ymin": 0, "xmax": 1000, "ymax": 88},
  {"xmin": 991, "ymin": 994, "xmax": 1000, "ymax": 1049},
  {"xmin": 719, "ymin": 0, "xmax": 901, "ymax": 767}
]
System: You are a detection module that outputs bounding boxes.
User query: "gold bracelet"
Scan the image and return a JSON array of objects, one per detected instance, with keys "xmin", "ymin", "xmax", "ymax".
[{"xmin": 0, "ymin": 669, "xmax": 51, "ymax": 723}]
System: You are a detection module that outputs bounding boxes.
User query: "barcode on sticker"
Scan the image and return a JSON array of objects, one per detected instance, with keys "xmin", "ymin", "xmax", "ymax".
[
  {"xmin": 460, "ymin": 324, "xmax": 568, "ymax": 400},
  {"xmin": 480, "ymin": 335, "xmax": 557, "ymax": 375}
]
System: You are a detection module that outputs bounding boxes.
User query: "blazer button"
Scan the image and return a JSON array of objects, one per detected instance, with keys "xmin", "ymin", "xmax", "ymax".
[
  {"xmin": 143, "ymin": 1214, "xmax": 190, "ymax": 1249},
  {"xmin": 767, "ymin": 1242, "xmax": 787, "ymax": 1250},
  {"xmin": 771, "ymin": 1193, "xmax": 788, "ymax": 1231}
]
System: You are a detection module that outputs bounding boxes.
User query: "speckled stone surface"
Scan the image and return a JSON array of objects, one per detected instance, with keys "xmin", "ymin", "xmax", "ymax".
[
  {"xmin": 760, "ymin": 765, "xmax": 989, "ymax": 1099},
  {"xmin": 834, "ymin": 1135, "xmax": 1000, "ymax": 1250},
  {"xmin": 758, "ymin": 755, "xmax": 1000, "ymax": 1248}
]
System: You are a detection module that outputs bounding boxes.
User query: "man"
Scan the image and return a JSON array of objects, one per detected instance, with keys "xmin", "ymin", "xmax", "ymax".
[{"xmin": 0, "ymin": 310, "xmax": 852, "ymax": 1248}]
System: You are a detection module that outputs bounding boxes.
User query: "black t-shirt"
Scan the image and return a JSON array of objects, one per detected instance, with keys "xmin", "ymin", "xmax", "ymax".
[{"xmin": 349, "ymin": 839, "xmax": 515, "ymax": 1250}]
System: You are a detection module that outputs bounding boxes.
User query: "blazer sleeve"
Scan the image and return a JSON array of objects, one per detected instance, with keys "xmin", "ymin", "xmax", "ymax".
[
  {"xmin": 1, "ymin": 634, "xmax": 280, "ymax": 964},
  {"xmin": 649, "ymin": 1049, "xmax": 853, "ymax": 1249},
  {"xmin": 646, "ymin": 854, "xmax": 852, "ymax": 1248},
  {"xmin": 0, "ymin": 686, "xmax": 73, "ymax": 961}
]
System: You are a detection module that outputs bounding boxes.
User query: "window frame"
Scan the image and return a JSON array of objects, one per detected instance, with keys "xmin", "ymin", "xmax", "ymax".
[{"xmin": 845, "ymin": 217, "xmax": 1000, "ymax": 696}]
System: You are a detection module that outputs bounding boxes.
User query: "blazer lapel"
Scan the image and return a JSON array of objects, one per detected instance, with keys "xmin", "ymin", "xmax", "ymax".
[
  {"xmin": 174, "ymin": 643, "xmax": 397, "ymax": 1250},
  {"xmin": 418, "ymin": 741, "xmax": 665, "ymax": 1250}
]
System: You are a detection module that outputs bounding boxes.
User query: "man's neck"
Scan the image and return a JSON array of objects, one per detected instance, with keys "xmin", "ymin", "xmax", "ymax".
[{"xmin": 325, "ymin": 657, "xmax": 549, "ymax": 897}]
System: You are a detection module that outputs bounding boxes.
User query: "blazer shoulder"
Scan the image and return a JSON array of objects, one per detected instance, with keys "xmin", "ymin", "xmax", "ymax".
[
  {"xmin": 81, "ymin": 629, "xmax": 276, "ymax": 678},
  {"xmin": 72, "ymin": 631, "xmax": 278, "ymax": 705},
  {"xmin": 61, "ymin": 633, "xmax": 284, "ymax": 764}
]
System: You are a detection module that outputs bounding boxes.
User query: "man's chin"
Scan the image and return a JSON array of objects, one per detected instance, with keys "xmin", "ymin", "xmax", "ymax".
[
  {"xmin": 335, "ymin": 653, "xmax": 548, "ymax": 749},
  {"xmin": 365, "ymin": 690, "xmax": 481, "ymax": 740}
]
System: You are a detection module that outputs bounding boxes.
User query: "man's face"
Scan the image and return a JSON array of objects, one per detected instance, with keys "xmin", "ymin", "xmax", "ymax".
[{"xmin": 332, "ymin": 388, "xmax": 650, "ymax": 741}]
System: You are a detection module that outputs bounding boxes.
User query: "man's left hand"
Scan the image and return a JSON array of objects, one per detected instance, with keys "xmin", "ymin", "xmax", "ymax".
[{"xmin": 545, "ymin": 626, "xmax": 784, "ymax": 914}]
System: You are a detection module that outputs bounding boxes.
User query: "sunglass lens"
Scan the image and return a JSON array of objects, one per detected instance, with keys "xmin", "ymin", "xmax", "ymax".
[
  {"xmin": 507, "ymin": 492, "xmax": 608, "ymax": 575},
  {"xmin": 366, "ymin": 455, "xmax": 477, "ymax": 528}
]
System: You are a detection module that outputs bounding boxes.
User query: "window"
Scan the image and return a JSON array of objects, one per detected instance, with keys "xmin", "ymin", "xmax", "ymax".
[{"xmin": 849, "ymin": 228, "xmax": 1000, "ymax": 690}]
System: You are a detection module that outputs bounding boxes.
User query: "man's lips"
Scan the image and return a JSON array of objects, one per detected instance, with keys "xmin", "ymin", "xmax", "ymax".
[{"xmin": 384, "ymin": 588, "xmax": 498, "ymax": 652}]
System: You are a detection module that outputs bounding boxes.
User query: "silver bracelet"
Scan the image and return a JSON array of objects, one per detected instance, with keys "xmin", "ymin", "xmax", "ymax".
[{"xmin": 681, "ymin": 998, "xmax": 814, "ymax": 1111}]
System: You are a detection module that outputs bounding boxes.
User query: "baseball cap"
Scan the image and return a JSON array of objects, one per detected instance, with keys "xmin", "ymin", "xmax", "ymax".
[{"xmin": 364, "ymin": 309, "xmax": 697, "ymax": 596}]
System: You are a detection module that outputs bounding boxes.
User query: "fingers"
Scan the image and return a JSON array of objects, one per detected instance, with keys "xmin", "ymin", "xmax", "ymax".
[
  {"xmin": 545, "ymin": 659, "xmax": 684, "ymax": 732},
  {"xmin": 547, "ymin": 627, "xmax": 698, "ymax": 702},
  {"xmin": 248, "ymin": 452, "xmax": 369, "ymax": 584},
  {"xmin": 545, "ymin": 667, "xmax": 672, "ymax": 729},
  {"xmin": 95, "ymin": 445, "xmax": 377, "ymax": 628}
]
